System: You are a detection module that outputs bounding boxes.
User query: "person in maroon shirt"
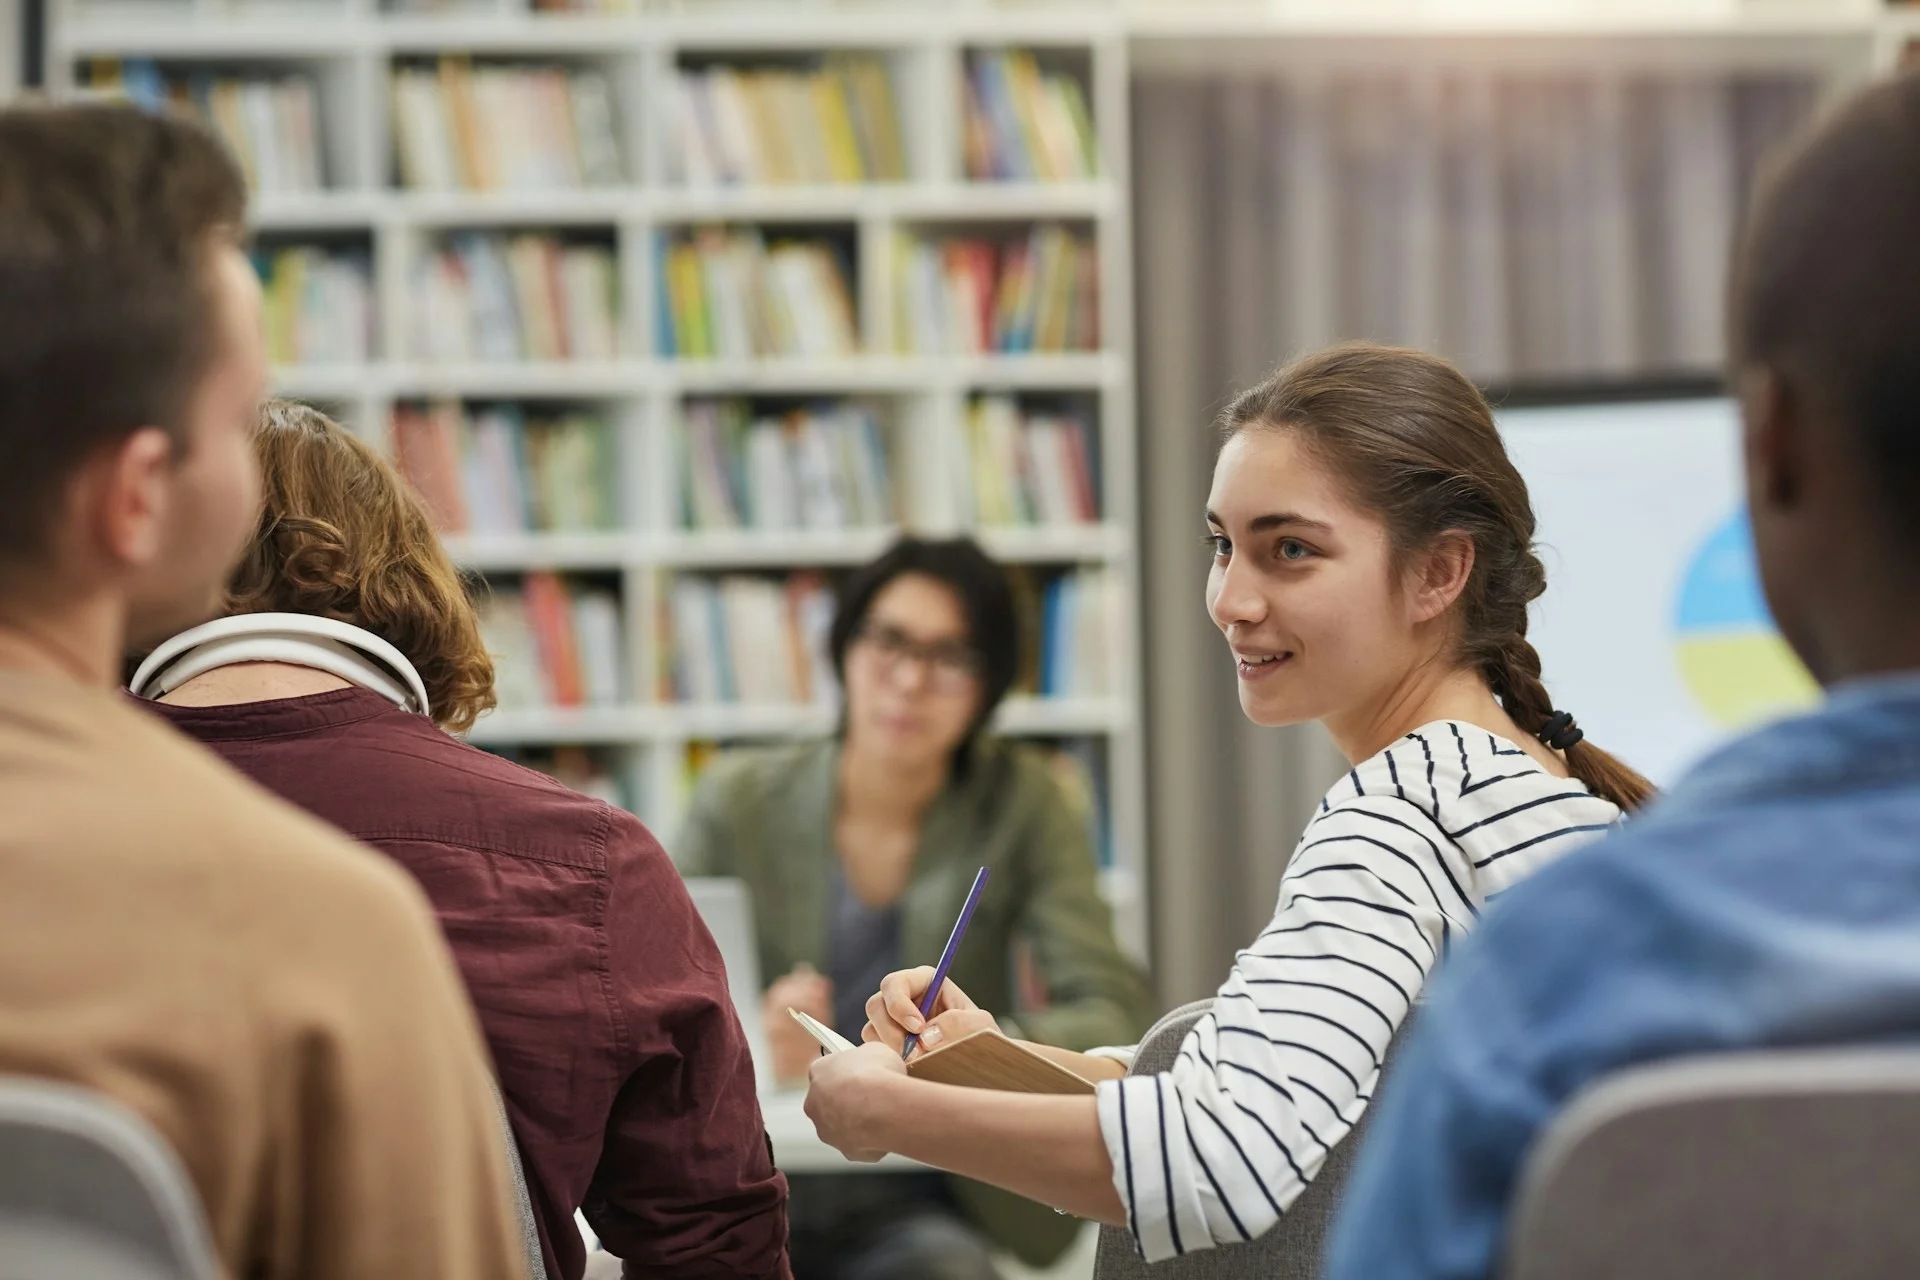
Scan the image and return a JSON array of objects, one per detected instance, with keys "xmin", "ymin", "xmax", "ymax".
[{"xmin": 131, "ymin": 400, "xmax": 792, "ymax": 1280}]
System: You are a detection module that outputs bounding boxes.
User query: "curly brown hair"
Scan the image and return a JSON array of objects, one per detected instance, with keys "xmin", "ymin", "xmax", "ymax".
[{"xmin": 225, "ymin": 400, "xmax": 497, "ymax": 732}]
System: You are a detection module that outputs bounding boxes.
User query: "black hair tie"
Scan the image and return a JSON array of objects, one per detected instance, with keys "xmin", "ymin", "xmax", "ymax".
[{"xmin": 1540, "ymin": 710, "xmax": 1584, "ymax": 752}]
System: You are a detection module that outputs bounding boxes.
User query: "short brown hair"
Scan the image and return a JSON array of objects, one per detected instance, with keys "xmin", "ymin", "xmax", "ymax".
[
  {"xmin": 0, "ymin": 102, "xmax": 247, "ymax": 570},
  {"xmin": 227, "ymin": 401, "xmax": 497, "ymax": 732},
  {"xmin": 1221, "ymin": 342, "xmax": 1654, "ymax": 812}
]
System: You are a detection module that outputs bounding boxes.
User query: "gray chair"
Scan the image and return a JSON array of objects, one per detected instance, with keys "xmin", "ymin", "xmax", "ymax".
[
  {"xmin": 489, "ymin": 1077, "xmax": 552, "ymax": 1280},
  {"xmin": 1505, "ymin": 1047, "xmax": 1920, "ymax": 1280},
  {"xmin": 1091, "ymin": 1000, "xmax": 1414, "ymax": 1279},
  {"xmin": 0, "ymin": 1076, "xmax": 219, "ymax": 1280}
]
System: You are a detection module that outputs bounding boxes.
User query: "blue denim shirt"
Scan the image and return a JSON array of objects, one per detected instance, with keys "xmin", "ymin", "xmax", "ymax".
[{"xmin": 1325, "ymin": 675, "xmax": 1920, "ymax": 1279}]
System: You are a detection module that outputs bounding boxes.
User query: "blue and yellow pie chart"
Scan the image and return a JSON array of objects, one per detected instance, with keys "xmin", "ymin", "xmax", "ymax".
[{"xmin": 1673, "ymin": 510, "xmax": 1818, "ymax": 728}]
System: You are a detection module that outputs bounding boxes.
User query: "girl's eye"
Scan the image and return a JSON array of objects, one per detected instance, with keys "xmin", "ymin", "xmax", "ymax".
[
  {"xmin": 1278, "ymin": 539, "xmax": 1312, "ymax": 562},
  {"xmin": 1205, "ymin": 534, "xmax": 1231, "ymax": 561}
]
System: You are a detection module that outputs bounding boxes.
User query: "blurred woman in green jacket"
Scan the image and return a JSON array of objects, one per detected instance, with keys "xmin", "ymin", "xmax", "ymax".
[{"xmin": 677, "ymin": 535, "xmax": 1153, "ymax": 1279}]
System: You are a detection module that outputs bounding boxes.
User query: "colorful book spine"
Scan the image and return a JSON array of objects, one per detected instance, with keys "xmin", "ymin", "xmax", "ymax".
[
  {"xmin": 673, "ymin": 55, "xmax": 907, "ymax": 186},
  {"xmin": 1045, "ymin": 741, "xmax": 1113, "ymax": 868},
  {"xmin": 962, "ymin": 50, "xmax": 1098, "ymax": 183},
  {"xmin": 392, "ymin": 58, "xmax": 623, "ymax": 191},
  {"xmin": 477, "ymin": 571, "xmax": 625, "ymax": 710},
  {"xmin": 958, "ymin": 395, "xmax": 1099, "ymax": 527},
  {"xmin": 657, "ymin": 228, "xmax": 858, "ymax": 359},
  {"xmin": 255, "ymin": 246, "xmax": 374, "ymax": 366},
  {"xmin": 662, "ymin": 572, "xmax": 836, "ymax": 705},
  {"xmin": 82, "ymin": 59, "xmax": 325, "ymax": 193},
  {"xmin": 392, "ymin": 402, "xmax": 619, "ymax": 535},
  {"xmin": 1035, "ymin": 569, "xmax": 1113, "ymax": 698},
  {"xmin": 894, "ymin": 224, "xmax": 1098, "ymax": 354},
  {"xmin": 677, "ymin": 400, "xmax": 892, "ymax": 532},
  {"xmin": 410, "ymin": 233, "xmax": 619, "ymax": 363}
]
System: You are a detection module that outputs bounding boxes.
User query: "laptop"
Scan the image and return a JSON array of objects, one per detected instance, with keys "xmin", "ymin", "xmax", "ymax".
[{"xmin": 682, "ymin": 876, "xmax": 770, "ymax": 1086}]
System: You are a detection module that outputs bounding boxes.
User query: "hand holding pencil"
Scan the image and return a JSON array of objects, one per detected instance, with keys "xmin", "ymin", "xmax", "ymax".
[
  {"xmin": 862, "ymin": 865, "xmax": 998, "ymax": 1059},
  {"xmin": 862, "ymin": 966, "xmax": 1001, "ymax": 1058}
]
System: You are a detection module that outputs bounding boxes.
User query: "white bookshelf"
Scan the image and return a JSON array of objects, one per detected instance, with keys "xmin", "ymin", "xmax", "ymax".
[{"xmin": 45, "ymin": 0, "xmax": 1148, "ymax": 953}]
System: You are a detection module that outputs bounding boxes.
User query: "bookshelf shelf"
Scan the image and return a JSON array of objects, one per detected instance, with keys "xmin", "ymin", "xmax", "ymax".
[
  {"xmin": 270, "ymin": 364, "xmax": 382, "ymax": 399},
  {"xmin": 383, "ymin": 362, "xmax": 644, "ymax": 397},
  {"xmin": 662, "ymin": 529, "xmax": 899, "ymax": 569},
  {"xmin": 271, "ymin": 354, "xmax": 1127, "ymax": 401},
  {"xmin": 649, "ymin": 182, "xmax": 1119, "ymax": 223},
  {"xmin": 464, "ymin": 695, "xmax": 1129, "ymax": 748},
  {"xmin": 391, "ymin": 190, "xmax": 641, "ymax": 228},
  {"xmin": 443, "ymin": 533, "xmax": 639, "ymax": 571},
  {"xmin": 251, "ymin": 191, "xmax": 384, "ymax": 231},
  {"xmin": 443, "ymin": 526, "xmax": 1130, "ymax": 573}
]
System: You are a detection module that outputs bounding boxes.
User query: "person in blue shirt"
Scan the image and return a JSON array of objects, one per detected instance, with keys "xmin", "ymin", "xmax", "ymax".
[{"xmin": 1325, "ymin": 71, "xmax": 1920, "ymax": 1279}]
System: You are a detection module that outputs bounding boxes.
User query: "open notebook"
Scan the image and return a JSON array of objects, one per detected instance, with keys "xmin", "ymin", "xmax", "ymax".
[{"xmin": 788, "ymin": 1008, "xmax": 1096, "ymax": 1096}]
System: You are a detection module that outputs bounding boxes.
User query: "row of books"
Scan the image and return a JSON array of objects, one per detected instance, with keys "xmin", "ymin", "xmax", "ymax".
[
  {"xmin": 479, "ymin": 571, "xmax": 626, "ymax": 709},
  {"xmin": 678, "ymin": 400, "xmax": 892, "ymax": 532},
  {"xmin": 83, "ymin": 60, "xmax": 324, "ymax": 193},
  {"xmin": 656, "ymin": 229, "xmax": 857, "ymax": 359},
  {"xmin": 1044, "ymin": 740, "xmax": 1112, "ymax": 867},
  {"xmin": 960, "ymin": 395, "xmax": 1099, "ymax": 527},
  {"xmin": 1031, "ymin": 568, "xmax": 1114, "ymax": 699},
  {"xmin": 962, "ymin": 51, "xmax": 1099, "ymax": 183},
  {"xmin": 393, "ymin": 402, "xmax": 619, "ymax": 535},
  {"xmin": 672, "ymin": 57, "xmax": 907, "ymax": 186},
  {"xmin": 392, "ymin": 59, "xmax": 623, "ymax": 191},
  {"xmin": 660, "ymin": 567, "xmax": 1114, "ymax": 706},
  {"xmin": 469, "ymin": 564, "xmax": 1110, "ymax": 712},
  {"xmin": 410, "ymin": 233, "xmax": 620, "ymax": 363},
  {"xmin": 663, "ymin": 573, "xmax": 838, "ymax": 705},
  {"xmin": 255, "ymin": 246, "xmax": 374, "ymax": 366},
  {"xmin": 894, "ymin": 225, "xmax": 1099, "ymax": 353}
]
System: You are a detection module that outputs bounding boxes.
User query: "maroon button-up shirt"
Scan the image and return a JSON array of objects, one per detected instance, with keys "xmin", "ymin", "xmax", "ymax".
[{"xmin": 149, "ymin": 688, "xmax": 791, "ymax": 1280}]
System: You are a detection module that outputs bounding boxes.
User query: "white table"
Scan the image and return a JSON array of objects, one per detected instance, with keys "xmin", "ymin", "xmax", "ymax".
[{"xmin": 760, "ymin": 1088, "xmax": 923, "ymax": 1173}]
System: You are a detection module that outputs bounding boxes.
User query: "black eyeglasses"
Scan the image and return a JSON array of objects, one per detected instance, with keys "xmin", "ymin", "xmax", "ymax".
[{"xmin": 851, "ymin": 621, "xmax": 984, "ymax": 693}]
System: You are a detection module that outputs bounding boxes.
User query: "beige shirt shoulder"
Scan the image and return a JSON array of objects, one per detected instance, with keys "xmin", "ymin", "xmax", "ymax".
[{"xmin": 0, "ymin": 671, "xmax": 525, "ymax": 1280}]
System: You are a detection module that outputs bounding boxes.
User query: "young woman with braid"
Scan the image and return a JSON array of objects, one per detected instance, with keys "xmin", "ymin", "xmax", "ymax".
[{"xmin": 801, "ymin": 341, "xmax": 1653, "ymax": 1262}]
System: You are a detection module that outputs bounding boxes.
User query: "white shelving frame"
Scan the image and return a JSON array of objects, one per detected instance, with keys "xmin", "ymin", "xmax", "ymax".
[{"xmin": 45, "ymin": 0, "xmax": 1148, "ymax": 954}]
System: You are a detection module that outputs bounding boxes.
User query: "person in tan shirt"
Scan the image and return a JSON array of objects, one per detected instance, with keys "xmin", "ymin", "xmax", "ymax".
[{"xmin": 0, "ymin": 102, "xmax": 526, "ymax": 1279}]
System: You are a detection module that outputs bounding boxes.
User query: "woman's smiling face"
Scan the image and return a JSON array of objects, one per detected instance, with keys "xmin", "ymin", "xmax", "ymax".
[{"xmin": 1205, "ymin": 427, "xmax": 1425, "ymax": 729}]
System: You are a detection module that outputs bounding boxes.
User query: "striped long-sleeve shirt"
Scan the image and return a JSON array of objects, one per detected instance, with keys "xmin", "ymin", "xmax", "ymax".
[{"xmin": 1096, "ymin": 720, "xmax": 1622, "ymax": 1262}]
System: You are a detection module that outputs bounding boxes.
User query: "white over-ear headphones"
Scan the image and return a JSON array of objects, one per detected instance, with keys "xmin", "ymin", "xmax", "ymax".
[{"xmin": 129, "ymin": 613, "xmax": 431, "ymax": 718}]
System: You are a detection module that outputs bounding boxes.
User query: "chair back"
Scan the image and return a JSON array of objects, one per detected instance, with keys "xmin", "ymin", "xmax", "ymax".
[
  {"xmin": 0, "ymin": 1077, "xmax": 218, "ymax": 1280},
  {"xmin": 488, "ymin": 1076, "xmax": 552, "ymax": 1280},
  {"xmin": 1505, "ymin": 1047, "xmax": 1920, "ymax": 1280},
  {"xmin": 1091, "ymin": 1000, "xmax": 1415, "ymax": 1279}
]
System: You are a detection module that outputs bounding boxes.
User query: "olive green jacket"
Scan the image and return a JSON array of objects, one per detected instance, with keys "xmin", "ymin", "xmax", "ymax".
[{"xmin": 676, "ymin": 735, "xmax": 1154, "ymax": 1264}]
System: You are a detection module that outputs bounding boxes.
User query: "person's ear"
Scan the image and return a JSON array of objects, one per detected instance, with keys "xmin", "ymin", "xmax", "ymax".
[
  {"xmin": 1739, "ymin": 365, "xmax": 1799, "ymax": 517},
  {"xmin": 83, "ymin": 427, "xmax": 176, "ymax": 571},
  {"xmin": 1407, "ymin": 530, "xmax": 1475, "ymax": 625}
]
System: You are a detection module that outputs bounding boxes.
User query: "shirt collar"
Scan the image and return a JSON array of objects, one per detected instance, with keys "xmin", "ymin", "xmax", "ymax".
[{"xmin": 1663, "ymin": 669, "xmax": 1920, "ymax": 816}]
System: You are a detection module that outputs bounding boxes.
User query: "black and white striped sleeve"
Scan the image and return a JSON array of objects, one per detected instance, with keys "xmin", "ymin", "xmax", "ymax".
[{"xmin": 1094, "ymin": 795, "xmax": 1473, "ymax": 1262}]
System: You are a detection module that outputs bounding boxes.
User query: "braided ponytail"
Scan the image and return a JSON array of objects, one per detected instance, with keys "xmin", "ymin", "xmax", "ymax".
[
  {"xmin": 1484, "ymin": 634, "xmax": 1654, "ymax": 813},
  {"xmin": 1219, "ymin": 341, "xmax": 1655, "ymax": 813}
]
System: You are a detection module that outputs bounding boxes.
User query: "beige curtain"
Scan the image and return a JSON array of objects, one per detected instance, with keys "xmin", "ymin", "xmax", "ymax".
[{"xmin": 1129, "ymin": 69, "xmax": 1818, "ymax": 1004}]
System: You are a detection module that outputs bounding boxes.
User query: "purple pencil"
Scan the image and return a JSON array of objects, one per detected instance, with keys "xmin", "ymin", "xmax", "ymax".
[{"xmin": 902, "ymin": 866, "xmax": 991, "ymax": 1061}]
